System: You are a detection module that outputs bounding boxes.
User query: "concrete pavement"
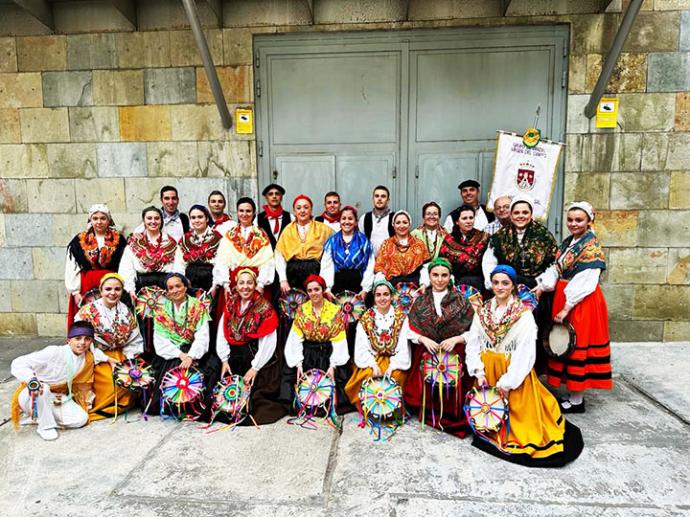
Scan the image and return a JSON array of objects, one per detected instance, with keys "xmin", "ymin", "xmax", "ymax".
[{"xmin": 0, "ymin": 338, "xmax": 688, "ymax": 517}]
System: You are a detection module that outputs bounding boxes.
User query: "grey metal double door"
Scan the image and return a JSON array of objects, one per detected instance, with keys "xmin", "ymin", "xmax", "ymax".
[{"xmin": 254, "ymin": 26, "xmax": 569, "ymax": 235}]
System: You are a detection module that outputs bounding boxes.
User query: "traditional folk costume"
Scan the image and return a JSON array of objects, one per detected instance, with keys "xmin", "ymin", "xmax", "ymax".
[
  {"xmin": 359, "ymin": 209, "xmax": 394, "ymax": 254},
  {"xmin": 134, "ymin": 209, "xmax": 189, "ymax": 242},
  {"xmin": 275, "ymin": 220, "xmax": 333, "ymax": 289},
  {"xmin": 216, "ymin": 291, "xmax": 286, "ymax": 424},
  {"xmin": 10, "ymin": 342, "xmax": 110, "ymax": 437},
  {"xmin": 213, "ymin": 225, "xmax": 275, "ymax": 291},
  {"xmin": 538, "ymin": 229, "xmax": 612, "ymax": 393},
  {"xmin": 256, "ymin": 206, "xmax": 292, "ymax": 249},
  {"xmin": 65, "ymin": 223, "xmax": 126, "ymax": 326},
  {"xmin": 443, "ymin": 204, "xmax": 494, "ymax": 233},
  {"xmin": 465, "ymin": 295, "xmax": 584, "ymax": 467},
  {"xmin": 148, "ymin": 294, "xmax": 220, "ymax": 419},
  {"xmin": 344, "ymin": 305, "xmax": 411, "ymax": 408},
  {"xmin": 439, "ymin": 228, "xmax": 489, "ymax": 291},
  {"xmin": 174, "ymin": 227, "xmax": 222, "ymax": 292},
  {"xmin": 315, "ymin": 212, "xmax": 341, "ymax": 233},
  {"xmin": 374, "ymin": 235, "xmax": 430, "ymax": 285},
  {"xmin": 211, "ymin": 213, "xmax": 235, "ymax": 236},
  {"xmin": 321, "ymin": 230, "xmax": 375, "ymax": 295},
  {"xmin": 482, "ymin": 218, "xmax": 558, "ymax": 370},
  {"xmin": 280, "ymin": 299, "xmax": 352, "ymax": 414},
  {"xmin": 405, "ymin": 287, "xmax": 475, "ymax": 437},
  {"xmin": 75, "ymin": 296, "xmax": 143, "ymax": 421},
  {"xmin": 411, "ymin": 225, "xmax": 447, "ymax": 260},
  {"xmin": 118, "ymin": 231, "xmax": 179, "ymax": 353}
]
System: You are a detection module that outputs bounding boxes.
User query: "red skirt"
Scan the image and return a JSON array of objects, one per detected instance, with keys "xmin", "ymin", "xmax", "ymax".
[
  {"xmin": 66, "ymin": 268, "xmax": 112, "ymax": 329},
  {"xmin": 546, "ymin": 279, "xmax": 612, "ymax": 392},
  {"xmin": 403, "ymin": 342, "xmax": 472, "ymax": 438}
]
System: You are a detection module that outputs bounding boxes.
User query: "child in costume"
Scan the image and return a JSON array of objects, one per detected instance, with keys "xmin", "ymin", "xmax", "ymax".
[{"xmin": 10, "ymin": 321, "xmax": 118, "ymax": 441}]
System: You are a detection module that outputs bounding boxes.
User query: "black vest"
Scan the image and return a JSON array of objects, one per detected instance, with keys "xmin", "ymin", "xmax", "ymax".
[
  {"xmin": 257, "ymin": 211, "xmax": 292, "ymax": 249},
  {"xmin": 363, "ymin": 211, "xmax": 394, "ymax": 239}
]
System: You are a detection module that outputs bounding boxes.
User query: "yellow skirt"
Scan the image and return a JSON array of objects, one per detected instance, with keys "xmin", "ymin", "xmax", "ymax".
[
  {"xmin": 479, "ymin": 350, "xmax": 565, "ymax": 459},
  {"xmin": 89, "ymin": 349, "xmax": 133, "ymax": 422},
  {"xmin": 344, "ymin": 355, "xmax": 408, "ymax": 409}
]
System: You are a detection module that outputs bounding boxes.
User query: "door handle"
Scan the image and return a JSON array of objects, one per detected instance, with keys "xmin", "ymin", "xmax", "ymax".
[{"xmin": 272, "ymin": 170, "xmax": 278, "ymax": 180}]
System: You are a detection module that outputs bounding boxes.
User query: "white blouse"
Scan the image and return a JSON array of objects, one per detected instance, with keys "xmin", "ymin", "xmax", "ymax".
[
  {"xmin": 284, "ymin": 328, "xmax": 349, "ymax": 370},
  {"xmin": 11, "ymin": 344, "xmax": 109, "ymax": 384},
  {"xmin": 536, "ymin": 236, "xmax": 602, "ymax": 307},
  {"xmin": 211, "ymin": 225, "xmax": 275, "ymax": 289},
  {"xmin": 64, "ymin": 234, "xmax": 106, "ymax": 295},
  {"xmin": 215, "ymin": 312, "xmax": 276, "ymax": 371},
  {"xmin": 353, "ymin": 306, "xmax": 411, "ymax": 372},
  {"xmin": 464, "ymin": 301, "xmax": 538, "ymax": 392},
  {"xmin": 320, "ymin": 233, "xmax": 375, "ymax": 293},
  {"xmin": 118, "ymin": 231, "xmax": 181, "ymax": 293}
]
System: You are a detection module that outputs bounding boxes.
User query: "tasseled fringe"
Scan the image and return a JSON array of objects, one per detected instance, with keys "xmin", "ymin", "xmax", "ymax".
[
  {"xmin": 481, "ymin": 336, "xmax": 519, "ymax": 355},
  {"xmin": 10, "ymin": 383, "xmax": 26, "ymax": 430}
]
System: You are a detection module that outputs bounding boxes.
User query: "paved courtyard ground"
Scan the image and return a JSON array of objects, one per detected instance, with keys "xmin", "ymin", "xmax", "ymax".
[{"xmin": 0, "ymin": 338, "xmax": 688, "ymax": 517}]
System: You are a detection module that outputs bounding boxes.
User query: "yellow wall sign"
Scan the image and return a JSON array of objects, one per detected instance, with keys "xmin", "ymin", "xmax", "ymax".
[
  {"xmin": 235, "ymin": 108, "xmax": 253, "ymax": 134},
  {"xmin": 595, "ymin": 97, "xmax": 618, "ymax": 128}
]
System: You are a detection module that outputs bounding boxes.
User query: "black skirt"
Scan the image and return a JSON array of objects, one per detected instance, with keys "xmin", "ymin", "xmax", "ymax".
[
  {"xmin": 215, "ymin": 340, "xmax": 286, "ymax": 425},
  {"xmin": 186, "ymin": 262, "xmax": 214, "ymax": 292},
  {"xmin": 146, "ymin": 343, "xmax": 221, "ymax": 421},
  {"xmin": 518, "ymin": 274, "xmax": 554, "ymax": 374},
  {"xmin": 135, "ymin": 272, "xmax": 168, "ymax": 357},
  {"xmin": 389, "ymin": 265, "xmax": 423, "ymax": 286},
  {"xmin": 286, "ymin": 259, "xmax": 320, "ymax": 290},
  {"xmin": 332, "ymin": 268, "xmax": 363, "ymax": 294},
  {"xmin": 279, "ymin": 340, "xmax": 354, "ymax": 415}
]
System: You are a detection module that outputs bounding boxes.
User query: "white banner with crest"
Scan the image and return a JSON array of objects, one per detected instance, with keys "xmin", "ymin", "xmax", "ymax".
[{"xmin": 487, "ymin": 130, "xmax": 564, "ymax": 221}]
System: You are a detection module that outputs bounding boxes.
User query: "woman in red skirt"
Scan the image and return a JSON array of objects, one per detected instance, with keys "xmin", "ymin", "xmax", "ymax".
[
  {"xmin": 536, "ymin": 201, "xmax": 611, "ymax": 413},
  {"xmin": 64, "ymin": 204, "xmax": 126, "ymax": 328}
]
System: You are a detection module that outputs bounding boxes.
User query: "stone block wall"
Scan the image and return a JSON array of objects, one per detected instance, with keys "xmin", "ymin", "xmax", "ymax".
[{"xmin": 0, "ymin": 0, "xmax": 688, "ymax": 339}]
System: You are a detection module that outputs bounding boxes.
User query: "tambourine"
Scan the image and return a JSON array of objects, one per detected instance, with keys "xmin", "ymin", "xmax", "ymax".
[
  {"xmin": 392, "ymin": 282, "xmax": 420, "ymax": 316},
  {"xmin": 80, "ymin": 288, "xmax": 102, "ymax": 307},
  {"xmin": 159, "ymin": 366, "xmax": 206, "ymax": 420},
  {"xmin": 135, "ymin": 286, "xmax": 165, "ymax": 318},
  {"xmin": 543, "ymin": 320, "xmax": 577, "ymax": 358},
  {"xmin": 278, "ymin": 288, "xmax": 308, "ymax": 320},
  {"xmin": 335, "ymin": 290, "xmax": 366, "ymax": 325},
  {"xmin": 208, "ymin": 374, "xmax": 252, "ymax": 427},
  {"xmin": 517, "ymin": 284, "xmax": 538, "ymax": 311},
  {"xmin": 422, "ymin": 351, "xmax": 462, "ymax": 387},
  {"xmin": 288, "ymin": 368, "xmax": 339, "ymax": 429},
  {"xmin": 464, "ymin": 385, "xmax": 509, "ymax": 433},
  {"xmin": 455, "ymin": 283, "xmax": 483, "ymax": 311},
  {"xmin": 359, "ymin": 376, "xmax": 403, "ymax": 420},
  {"xmin": 113, "ymin": 358, "xmax": 155, "ymax": 390}
]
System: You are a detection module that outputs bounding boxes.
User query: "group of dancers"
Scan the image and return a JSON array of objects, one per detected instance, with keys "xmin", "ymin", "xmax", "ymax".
[{"xmin": 10, "ymin": 180, "xmax": 611, "ymax": 468}]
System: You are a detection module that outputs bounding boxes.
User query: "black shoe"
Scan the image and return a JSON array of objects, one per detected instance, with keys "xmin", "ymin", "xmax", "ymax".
[{"xmin": 560, "ymin": 399, "xmax": 585, "ymax": 414}]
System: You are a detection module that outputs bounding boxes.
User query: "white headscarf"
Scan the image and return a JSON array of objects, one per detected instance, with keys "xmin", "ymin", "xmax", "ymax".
[
  {"xmin": 510, "ymin": 194, "xmax": 534, "ymax": 212},
  {"xmin": 87, "ymin": 204, "xmax": 114, "ymax": 228},
  {"xmin": 566, "ymin": 201, "xmax": 595, "ymax": 221}
]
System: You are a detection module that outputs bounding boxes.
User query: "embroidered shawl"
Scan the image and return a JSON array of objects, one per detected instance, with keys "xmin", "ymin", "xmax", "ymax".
[
  {"xmin": 411, "ymin": 226, "xmax": 446, "ymax": 259},
  {"xmin": 76, "ymin": 300, "xmax": 138, "ymax": 352},
  {"xmin": 276, "ymin": 221, "xmax": 333, "ymax": 262},
  {"xmin": 153, "ymin": 295, "xmax": 209, "ymax": 348},
  {"xmin": 220, "ymin": 225, "xmax": 273, "ymax": 268},
  {"xmin": 324, "ymin": 230, "xmax": 373, "ymax": 273},
  {"xmin": 490, "ymin": 220, "xmax": 557, "ymax": 278},
  {"xmin": 68, "ymin": 227, "xmax": 126, "ymax": 271},
  {"xmin": 556, "ymin": 229, "xmax": 606, "ymax": 280},
  {"xmin": 439, "ymin": 229, "xmax": 488, "ymax": 272},
  {"xmin": 477, "ymin": 296, "xmax": 527, "ymax": 347},
  {"xmin": 292, "ymin": 300, "xmax": 346, "ymax": 342},
  {"xmin": 408, "ymin": 289, "xmax": 474, "ymax": 342},
  {"xmin": 178, "ymin": 228, "xmax": 222, "ymax": 265},
  {"xmin": 223, "ymin": 291, "xmax": 279, "ymax": 345},
  {"xmin": 127, "ymin": 233, "xmax": 177, "ymax": 272},
  {"xmin": 374, "ymin": 235, "xmax": 430, "ymax": 280},
  {"xmin": 359, "ymin": 306, "xmax": 407, "ymax": 357}
]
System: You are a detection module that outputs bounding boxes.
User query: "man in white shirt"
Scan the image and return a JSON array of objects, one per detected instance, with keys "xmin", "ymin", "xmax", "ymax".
[
  {"xmin": 133, "ymin": 185, "xmax": 189, "ymax": 241},
  {"xmin": 10, "ymin": 321, "xmax": 117, "ymax": 441},
  {"xmin": 359, "ymin": 185, "xmax": 394, "ymax": 253},
  {"xmin": 443, "ymin": 180, "xmax": 495, "ymax": 233},
  {"xmin": 315, "ymin": 191, "xmax": 342, "ymax": 232},
  {"xmin": 256, "ymin": 183, "xmax": 293, "ymax": 249}
]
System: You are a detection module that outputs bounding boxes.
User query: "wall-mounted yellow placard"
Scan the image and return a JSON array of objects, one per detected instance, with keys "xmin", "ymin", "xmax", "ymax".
[
  {"xmin": 595, "ymin": 97, "xmax": 618, "ymax": 128},
  {"xmin": 235, "ymin": 108, "xmax": 253, "ymax": 134}
]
